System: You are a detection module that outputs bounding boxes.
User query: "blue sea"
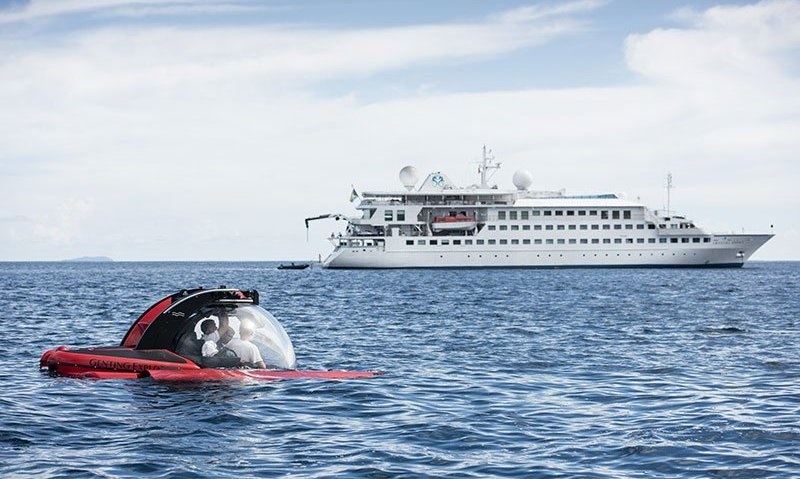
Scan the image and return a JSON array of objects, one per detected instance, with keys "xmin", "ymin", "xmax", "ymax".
[{"xmin": 1, "ymin": 261, "xmax": 798, "ymax": 478}]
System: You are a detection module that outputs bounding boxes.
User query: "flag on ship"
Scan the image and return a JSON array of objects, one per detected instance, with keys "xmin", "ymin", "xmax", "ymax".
[{"xmin": 349, "ymin": 186, "xmax": 360, "ymax": 202}]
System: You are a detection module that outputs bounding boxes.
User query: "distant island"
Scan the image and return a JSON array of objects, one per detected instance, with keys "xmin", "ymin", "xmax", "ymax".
[{"xmin": 63, "ymin": 256, "xmax": 114, "ymax": 262}]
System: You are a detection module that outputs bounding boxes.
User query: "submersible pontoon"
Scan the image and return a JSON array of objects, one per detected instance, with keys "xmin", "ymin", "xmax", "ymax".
[{"xmin": 40, "ymin": 287, "xmax": 377, "ymax": 381}]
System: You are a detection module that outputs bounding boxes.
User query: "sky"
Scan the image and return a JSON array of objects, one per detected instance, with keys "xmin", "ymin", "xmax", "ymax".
[{"xmin": 0, "ymin": 0, "xmax": 797, "ymax": 261}]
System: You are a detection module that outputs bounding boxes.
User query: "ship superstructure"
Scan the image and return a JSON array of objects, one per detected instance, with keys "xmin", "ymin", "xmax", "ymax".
[{"xmin": 306, "ymin": 148, "xmax": 772, "ymax": 269}]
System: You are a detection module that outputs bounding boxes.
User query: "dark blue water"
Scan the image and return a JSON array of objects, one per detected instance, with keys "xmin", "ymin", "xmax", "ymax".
[{"xmin": 1, "ymin": 262, "xmax": 799, "ymax": 478}]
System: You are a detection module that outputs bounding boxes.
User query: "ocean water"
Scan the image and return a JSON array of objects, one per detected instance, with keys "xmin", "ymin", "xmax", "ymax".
[{"xmin": 1, "ymin": 261, "xmax": 799, "ymax": 478}]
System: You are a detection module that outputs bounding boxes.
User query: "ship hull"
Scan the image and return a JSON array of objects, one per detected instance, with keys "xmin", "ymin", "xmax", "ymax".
[{"xmin": 323, "ymin": 234, "xmax": 772, "ymax": 269}]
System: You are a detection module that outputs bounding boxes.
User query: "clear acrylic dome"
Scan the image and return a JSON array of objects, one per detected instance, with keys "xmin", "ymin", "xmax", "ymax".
[{"xmin": 193, "ymin": 304, "xmax": 296, "ymax": 369}]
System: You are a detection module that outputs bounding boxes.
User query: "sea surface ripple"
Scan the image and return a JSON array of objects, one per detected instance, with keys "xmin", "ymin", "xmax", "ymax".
[{"xmin": 1, "ymin": 261, "xmax": 799, "ymax": 478}]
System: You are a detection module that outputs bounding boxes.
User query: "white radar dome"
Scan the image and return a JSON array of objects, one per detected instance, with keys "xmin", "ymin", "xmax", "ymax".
[
  {"xmin": 512, "ymin": 169, "xmax": 533, "ymax": 191},
  {"xmin": 399, "ymin": 166, "xmax": 419, "ymax": 191}
]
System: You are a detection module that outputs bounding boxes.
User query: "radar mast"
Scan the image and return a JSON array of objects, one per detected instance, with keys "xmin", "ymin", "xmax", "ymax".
[
  {"xmin": 665, "ymin": 173, "xmax": 673, "ymax": 216},
  {"xmin": 478, "ymin": 145, "xmax": 501, "ymax": 188}
]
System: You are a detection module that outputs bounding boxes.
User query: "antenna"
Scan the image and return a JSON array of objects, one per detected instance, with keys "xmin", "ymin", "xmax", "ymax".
[
  {"xmin": 478, "ymin": 145, "xmax": 501, "ymax": 188},
  {"xmin": 665, "ymin": 173, "xmax": 673, "ymax": 216}
]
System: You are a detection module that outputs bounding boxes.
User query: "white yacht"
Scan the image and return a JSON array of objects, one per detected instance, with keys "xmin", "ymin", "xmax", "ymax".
[{"xmin": 306, "ymin": 148, "xmax": 773, "ymax": 269}]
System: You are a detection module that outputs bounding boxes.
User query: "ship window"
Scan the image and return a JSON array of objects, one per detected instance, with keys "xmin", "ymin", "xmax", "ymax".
[
  {"xmin": 692, "ymin": 238, "xmax": 701, "ymax": 243},
  {"xmin": 430, "ymin": 240, "xmax": 438, "ymax": 245},
  {"xmin": 580, "ymin": 225, "xmax": 588, "ymax": 230},
  {"xmin": 601, "ymin": 211, "xmax": 609, "ymax": 219},
  {"xmin": 567, "ymin": 210, "xmax": 575, "ymax": 216},
  {"xmin": 441, "ymin": 240, "xmax": 449, "ymax": 245},
  {"xmin": 397, "ymin": 210, "xmax": 406, "ymax": 221},
  {"xmin": 523, "ymin": 239, "xmax": 530, "ymax": 245},
  {"xmin": 603, "ymin": 238, "xmax": 611, "ymax": 244},
  {"xmin": 589, "ymin": 210, "xmax": 597, "ymax": 216},
  {"xmin": 555, "ymin": 210, "xmax": 563, "ymax": 216},
  {"xmin": 648, "ymin": 224, "xmax": 656, "ymax": 229},
  {"xmin": 384, "ymin": 210, "xmax": 393, "ymax": 221},
  {"xmin": 670, "ymin": 238, "xmax": 678, "ymax": 243},
  {"xmin": 578, "ymin": 210, "xmax": 586, "ymax": 216},
  {"xmin": 521, "ymin": 211, "xmax": 529, "ymax": 220},
  {"xmin": 499, "ymin": 239, "xmax": 507, "ymax": 245},
  {"xmin": 498, "ymin": 211, "xmax": 506, "ymax": 220},
  {"xmin": 580, "ymin": 239, "xmax": 588, "ymax": 244},
  {"xmin": 509, "ymin": 211, "xmax": 518, "ymax": 220},
  {"xmin": 546, "ymin": 239, "xmax": 554, "ymax": 244},
  {"xmin": 612, "ymin": 211, "xmax": 620, "ymax": 219},
  {"xmin": 476, "ymin": 239, "xmax": 484, "ymax": 245},
  {"xmin": 488, "ymin": 239, "xmax": 496, "ymax": 245},
  {"xmin": 568, "ymin": 239, "xmax": 576, "ymax": 244},
  {"xmin": 614, "ymin": 224, "xmax": 622, "ymax": 230},
  {"xmin": 534, "ymin": 239, "xmax": 542, "ymax": 244},
  {"xmin": 465, "ymin": 240, "xmax": 472, "ymax": 245},
  {"xmin": 626, "ymin": 238, "xmax": 634, "ymax": 244},
  {"xmin": 625, "ymin": 224, "xmax": 633, "ymax": 230},
  {"xmin": 417, "ymin": 240, "xmax": 426, "ymax": 245},
  {"xmin": 602, "ymin": 225, "xmax": 610, "ymax": 230},
  {"xmin": 511, "ymin": 225, "xmax": 519, "ymax": 231},
  {"xmin": 637, "ymin": 224, "xmax": 645, "ymax": 230},
  {"xmin": 532, "ymin": 210, "xmax": 540, "ymax": 216},
  {"xmin": 568, "ymin": 225, "xmax": 576, "ymax": 230},
  {"xmin": 488, "ymin": 225, "xmax": 496, "ymax": 231},
  {"xmin": 623, "ymin": 210, "xmax": 631, "ymax": 219},
  {"xmin": 557, "ymin": 239, "xmax": 565, "ymax": 244},
  {"xmin": 591, "ymin": 225, "xmax": 599, "ymax": 230},
  {"xmin": 682, "ymin": 237, "xmax": 690, "ymax": 243},
  {"xmin": 703, "ymin": 238, "xmax": 711, "ymax": 243},
  {"xmin": 648, "ymin": 238, "xmax": 656, "ymax": 244},
  {"xmin": 614, "ymin": 238, "xmax": 622, "ymax": 244},
  {"xmin": 499, "ymin": 225, "xmax": 508, "ymax": 231},
  {"xmin": 637, "ymin": 238, "xmax": 645, "ymax": 243},
  {"xmin": 522, "ymin": 225, "xmax": 530, "ymax": 231},
  {"xmin": 543, "ymin": 210, "xmax": 552, "ymax": 216},
  {"xmin": 545, "ymin": 225, "xmax": 553, "ymax": 231},
  {"xmin": 557, "ymin": 225, "xmax": 565, "ymax": 231},
  {"xmin": 453, "ymin": 240, "xmax": 461, "ymax": 245},
  {"xmin": 511, "ymin": 239, "xmax": 519, "ymax": 245},
  {"xmin": 406, "ymin": 240, "xmax": 413, "ymax": 246},
  {"xmin": 534, "ymin": 225, "xmax": 542, "ymax": 231},
  {"xmin": 591, "ymin": 239, "xmax": 599, "ymax": 244},
  {"xmin": 660, "ymin": 238, "xmax": 668, "ymax": 243}
]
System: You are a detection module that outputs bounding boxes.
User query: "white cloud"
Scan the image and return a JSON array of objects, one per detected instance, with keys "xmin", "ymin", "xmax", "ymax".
[
  {"xmin": 0, "ymin": 0, "xmax": 273, "ymax": 24},
  {"xmin": 0, "ymin": 1, "xmax": 797, "ymax": 260},
  {"xmin": 492, "ymin": 0, "xmax": 608, "ymax": 23},
  {"xmin": 626, "ymin": 0, "xmax": 800, "ymax": 87}
]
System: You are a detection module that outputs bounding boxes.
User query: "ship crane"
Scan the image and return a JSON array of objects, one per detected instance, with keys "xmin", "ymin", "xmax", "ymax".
[{"xmin": 304, "ymin": 213, "xmax": 349, "ymax": 240}]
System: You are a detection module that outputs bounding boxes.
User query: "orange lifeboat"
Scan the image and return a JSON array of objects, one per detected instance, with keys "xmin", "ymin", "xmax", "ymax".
[{"xmin": 430, "ymin": 214, "xmax": 477, "ymax": 232}]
